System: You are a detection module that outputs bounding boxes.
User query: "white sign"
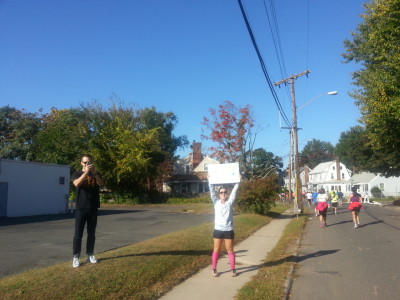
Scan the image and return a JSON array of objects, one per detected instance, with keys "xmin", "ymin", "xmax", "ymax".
[{"xmin": 208, "ymin": 163, "xmax": 240, "ymax": 184}]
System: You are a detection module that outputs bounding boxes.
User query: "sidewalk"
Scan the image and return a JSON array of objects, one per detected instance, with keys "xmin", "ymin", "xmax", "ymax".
[{"xmin": 160, "ymin": 210, "xmax": 296, "ymax": 300}]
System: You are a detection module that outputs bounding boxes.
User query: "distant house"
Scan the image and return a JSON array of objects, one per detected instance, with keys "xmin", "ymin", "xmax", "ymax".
[
  {"xmin": 284, "ymin": 166, "xmax": 312, "ymax": 192},
  {"xmin": 164, "ymin": 142, "xmax": 219, "ymax": 196},
  {"xmin": 350, "ymin": 172, "xmax": 400, "ymax": 198},
  {"xmin": 307, "ymin": 160, "xmax": 353, "ymax": 194}
]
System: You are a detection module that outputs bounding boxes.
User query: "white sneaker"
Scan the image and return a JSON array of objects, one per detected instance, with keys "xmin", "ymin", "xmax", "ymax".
[
  {"xmin": 72, "ymin": 257, "xmax": 80, "ymax": 268},
  {"xmin": 87, "ymin": 255, "xmax": 98, "ymax": 264}
]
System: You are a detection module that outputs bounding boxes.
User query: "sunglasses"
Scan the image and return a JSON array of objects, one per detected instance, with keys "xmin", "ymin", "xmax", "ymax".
[{"xmin": 219, "ymin": 191, "xmax": 227, "ymax": 194}]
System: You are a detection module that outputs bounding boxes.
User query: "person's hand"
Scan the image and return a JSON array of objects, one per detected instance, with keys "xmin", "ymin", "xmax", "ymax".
[{"xmin": 83, "ymin": 164, "xmax": 90, "ymax": 175}]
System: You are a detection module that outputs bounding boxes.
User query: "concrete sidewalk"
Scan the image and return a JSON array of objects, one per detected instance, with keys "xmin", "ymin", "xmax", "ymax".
[{"xmin": 160, "ymin": 210, "xmax": 295, "ymax": 300}]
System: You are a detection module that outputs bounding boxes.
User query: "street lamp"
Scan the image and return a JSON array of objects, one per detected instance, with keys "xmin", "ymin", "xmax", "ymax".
[{"xmin": 297, "ymin": 91, "xmax": 338, "ymax": 110}]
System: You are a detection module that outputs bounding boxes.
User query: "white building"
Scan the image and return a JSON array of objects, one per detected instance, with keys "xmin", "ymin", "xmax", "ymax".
[
  {"xmin": 284, "ymin": 166, "xmax": 312, "ymax": 193},
  {"xmin": 307, "ymin": 160, "xmax": 353, "ymax": 194},
  {"xmin": 0, "ymin": 159, "xmax": 70, "ymax": 217}
]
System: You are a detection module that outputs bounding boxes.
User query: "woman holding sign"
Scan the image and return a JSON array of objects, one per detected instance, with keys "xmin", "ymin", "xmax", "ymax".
[{"xmin": 208, "ymin": 179, "xmax": 239, "ymax": 277}]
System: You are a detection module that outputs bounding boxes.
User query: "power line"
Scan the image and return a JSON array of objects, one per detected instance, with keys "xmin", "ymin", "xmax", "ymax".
[{"xmin": 237, "ymin": 0, "xmax": 291, "ymax": 128}]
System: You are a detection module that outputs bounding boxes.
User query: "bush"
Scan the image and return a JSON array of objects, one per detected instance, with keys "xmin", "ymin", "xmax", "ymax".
[
  {"xmin": 236, "ymin": 176, "xmax": 279, "ymax": 216},
  {"xmin": 371, "ymin": 186, "xmax": 383, "ymax": 198}
]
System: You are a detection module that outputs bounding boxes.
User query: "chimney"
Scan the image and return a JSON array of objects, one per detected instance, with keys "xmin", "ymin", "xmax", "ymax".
[
  {"xmin": 304, "ymin": 166, "xmax": 309, "ymax": 186},
  {"xmin": 336, "ymin": 157, "xmax": 340, "ymax": 180},
  {"xmin": 192, "ymin": 142, "xmax": 202, "ymax": 170}
]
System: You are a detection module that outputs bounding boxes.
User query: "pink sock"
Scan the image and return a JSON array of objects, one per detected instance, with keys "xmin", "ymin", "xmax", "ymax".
[
  {"xmin": 228, "ymin": 252, "xmax": 236, "ymax": 270},
  {"xmin": 211, "ymin": 251, "xmax": 219, "ymax": 269}
]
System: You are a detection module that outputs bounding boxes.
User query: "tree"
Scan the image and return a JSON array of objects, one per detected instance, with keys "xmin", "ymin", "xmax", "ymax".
[
  {"xmin": 0, "ymin": 106, "xmax": 42, "ymax": 160},
  {"xmin": 31, "ymin": 108, "xmax": 89, "ymax": 165},
  {"xmin": 335, "ymin": 126, "xmax": 373, "ymax": 173},
  {"xmin": 299, "ymin": 139, "xmax": 335, "ymax": 169},
  {"xmin": 246, "ymin": 148, "xmax": 283, "ymax": 180},
  {"xmin": 202, "ymin": 101, "xmax": 255, "ymax": 178},
  {"xmin": 84, "ymin": 102, "xmax": 186, "ymax": 197},
  {"xmin": 342, "ymin": 0, "xmax": 400, "ymax": 176}
]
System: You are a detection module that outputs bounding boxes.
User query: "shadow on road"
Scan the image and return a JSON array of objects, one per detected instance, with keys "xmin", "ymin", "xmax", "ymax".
[{"xmin": 0, "ymin": 209, "xmax": 145, "ymax": 226}]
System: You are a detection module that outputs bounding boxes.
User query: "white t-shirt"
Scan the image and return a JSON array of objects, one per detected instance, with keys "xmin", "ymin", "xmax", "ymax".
[
  {"xmin": 317, "ymin": 193, "xmax": 329, "ymax": 202},
  {"xmin": 209, "ymin": 183, "xmax": 239, "ymax": 231}
]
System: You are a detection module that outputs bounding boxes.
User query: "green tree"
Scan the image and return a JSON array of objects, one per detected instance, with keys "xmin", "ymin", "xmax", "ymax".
[
  {"xmin": 84, "ymin": 102, "xmax": 186, "ymax": 197},
  {"xmin": 335, "ymin": 126, "xmax": 373, "ymax": 173},
  {"xmin": 0, "ymin": 106, "xmax": 42, "ymax": 160},
  {"xmin": 31, "ymin": 108, "xmax": 89, "ymax": 165},
  {"xmin": 246, "ymin": 148, "xmax": 283, "ymax": 180},
  {"xmin": 299, "ymin": 139, "xmax": 335, "ymax": 169},
  {"xmin": 343, "ymin": 0, "xmax": 400, "ymax": 176}
]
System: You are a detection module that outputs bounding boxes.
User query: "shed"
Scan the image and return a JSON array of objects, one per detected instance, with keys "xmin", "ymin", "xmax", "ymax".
[{"xmin": 0, "ymin": 159, "xmax": 70, "ymax": 217}]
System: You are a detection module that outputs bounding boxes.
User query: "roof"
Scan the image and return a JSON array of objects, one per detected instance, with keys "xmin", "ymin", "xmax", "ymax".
[
  {"xmin": 351, "ymin": 172, "xmax": 377, "ymax": 183},
  {"xmin": 309, "ymin": 161, "xmax": 335, "ymax": 174}
]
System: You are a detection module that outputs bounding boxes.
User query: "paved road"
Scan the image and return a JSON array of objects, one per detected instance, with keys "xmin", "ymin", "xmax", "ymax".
[
  {"xmin": 0, "ymin": 206, "xmax": 213, "ymax": 279},
  {"xmin": 290, "ymin": 203, "xmax": 400, "ymax": 300}
]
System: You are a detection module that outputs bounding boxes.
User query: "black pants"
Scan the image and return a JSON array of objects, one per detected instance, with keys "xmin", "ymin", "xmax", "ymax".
[{"xmin": 73, "ymin": 208, "xmax": 98, "ymax": 256}]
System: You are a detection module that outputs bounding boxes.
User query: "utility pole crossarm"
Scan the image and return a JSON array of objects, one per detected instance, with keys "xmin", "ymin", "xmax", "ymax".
[{"xmin": 273, "ymin": 70, "xmax": 311, "ymax": 87}]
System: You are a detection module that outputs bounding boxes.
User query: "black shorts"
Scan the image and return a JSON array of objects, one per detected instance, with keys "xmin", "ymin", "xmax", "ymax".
[
  {"xmin": 213, "ymin": 230, "xmax": 234, "ymax": 240},
  {"xmin": 332, "ymin": 202, "xmax": 338, "ymax": 207}
]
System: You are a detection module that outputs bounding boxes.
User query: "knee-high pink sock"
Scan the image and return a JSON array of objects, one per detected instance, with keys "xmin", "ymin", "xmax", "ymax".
[
  {"xmin": 228, "ymin": 252, "xmax": 236, "ymax": 270},
  {"xmin": 211, "ymin": 251, "xmax": 219, "ymax": 269}
]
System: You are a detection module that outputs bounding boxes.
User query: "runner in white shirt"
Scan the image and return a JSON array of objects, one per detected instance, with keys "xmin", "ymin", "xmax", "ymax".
[{"xmin": 209, "ymin": 181, "xmax": 239, "ymax": 277}]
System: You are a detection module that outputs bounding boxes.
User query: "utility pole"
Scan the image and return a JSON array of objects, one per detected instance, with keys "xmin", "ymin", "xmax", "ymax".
[{"xmin": 274, "ymin": 70, "xmax": 311, "ymax": 213}]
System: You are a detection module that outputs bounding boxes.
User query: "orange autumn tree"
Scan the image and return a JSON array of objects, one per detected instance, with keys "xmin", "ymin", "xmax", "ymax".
[{"xmin": 201, "ymin": 101, "xmax": 255, "ymax": 179}]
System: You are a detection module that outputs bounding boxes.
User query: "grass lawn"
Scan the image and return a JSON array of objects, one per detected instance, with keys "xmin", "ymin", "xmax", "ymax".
[{"xmin": 0, "ymin": 204, "xmax": 306, "ymax": 300}]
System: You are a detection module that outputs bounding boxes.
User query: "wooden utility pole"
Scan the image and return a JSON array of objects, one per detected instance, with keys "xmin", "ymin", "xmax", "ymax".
[{"xmin": 274, "ymin": 70, "xmax": 311, "ymax": 213}]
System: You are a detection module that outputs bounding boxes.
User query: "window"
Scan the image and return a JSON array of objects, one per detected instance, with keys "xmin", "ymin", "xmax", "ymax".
[
  {"xmin": 59, "ymin": 177, "xmax": 65, "ymax": 185},
  {"xmin": 333, "ymin": 166, "xmax": 335, "ymax": 170},
  {"xmin": 204, "ymin": 163, "xmax": 209, "ymax": 171},
  {"xmin": 379, "ymin": 183, "xmax": 385, "ymax": 191},
  {"xmin": 330, "ymin": 173, "xmax": 334, "ymax": 179},
  {"xmin": 185, "ymin": 165, "xmax": 190, "ymax": 174},
  {"xmin": 199, "ymin": 183, "xmax": 204, "ymax": 193},
  {"xmin": 341, "ymin": 173, "xmax": 345, "ymax": 179}
]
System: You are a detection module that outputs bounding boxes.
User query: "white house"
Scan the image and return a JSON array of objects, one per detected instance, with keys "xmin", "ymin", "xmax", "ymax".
[
  {"xmin": 0, "ymin": 159, "xmax": 70, "ymax": 217},
  {"xmin": 284, "ymin": 166, "xmax": 312, "ymax": 193},
  {"xmin": 350, "ymin": 172, "xmax": 400, "ymax": 198},
  {"xmin": 164, "ymin": 142, "xmax": 219, "ymax": 196},
  {"xmin": 307, "ymin": 160, "xmax": 353, "ymax": 194}
]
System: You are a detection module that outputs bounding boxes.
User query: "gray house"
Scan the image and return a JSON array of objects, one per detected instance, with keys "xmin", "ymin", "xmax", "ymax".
[
  {"xmin": 351, "ymin": 172, "xmax": 400, "ymax": 198},
  {"xmin": 0, "ymin": 159, "xmax": 70, "ymax": 217}
]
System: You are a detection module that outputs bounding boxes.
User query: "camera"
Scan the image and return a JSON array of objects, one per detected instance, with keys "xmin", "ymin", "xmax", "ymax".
[{"xmin": 87, "ymin": 161, "xmax": 93, "ymax": 166}]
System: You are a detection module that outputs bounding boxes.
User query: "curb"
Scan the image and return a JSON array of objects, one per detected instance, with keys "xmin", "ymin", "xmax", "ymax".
[{"xmin": 282, "ymin": 214, "xmax": 309, "ymax": 300}]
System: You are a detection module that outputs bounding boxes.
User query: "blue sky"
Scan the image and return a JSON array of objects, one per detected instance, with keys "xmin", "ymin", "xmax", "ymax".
[{"xmin": 0, "ymin": 0, "xmax": 366, "ymax": 165}]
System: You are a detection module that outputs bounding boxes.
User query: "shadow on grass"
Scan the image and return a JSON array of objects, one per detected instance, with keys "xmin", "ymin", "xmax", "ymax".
[{"xmin": 99, "ymin": 249, "xmax": 212, "ymax": 262}]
